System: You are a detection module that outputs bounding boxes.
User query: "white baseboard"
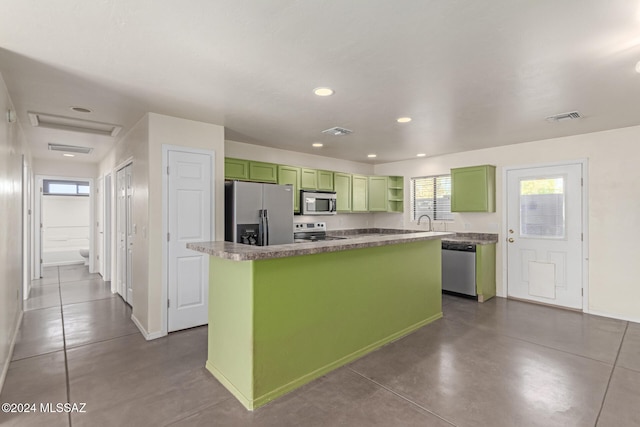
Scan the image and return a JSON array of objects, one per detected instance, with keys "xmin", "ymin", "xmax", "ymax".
[
  {"xmin": 0, "ymin": 310, "xmax": 24, "ymax": 394},
  {"xmin": 131, "ymin": 314, "xmax": 165, "ymax": 341},
  {"xmin": 588, "ymin": 309, "xmax": 640, "ymax": 324}
]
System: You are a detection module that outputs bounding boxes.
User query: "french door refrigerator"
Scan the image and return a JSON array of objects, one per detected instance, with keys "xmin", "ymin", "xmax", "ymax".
[{"xmin": 224, "ymin": 181, "xmax": 294, "ymax": 246}]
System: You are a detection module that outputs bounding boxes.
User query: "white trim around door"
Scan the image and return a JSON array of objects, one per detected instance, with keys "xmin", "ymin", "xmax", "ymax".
[{"xmin": 502, "ymin": 159, "xmax": 589, "ymax": 312}]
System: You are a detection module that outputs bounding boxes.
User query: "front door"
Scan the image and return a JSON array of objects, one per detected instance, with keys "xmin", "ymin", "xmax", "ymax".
[
  {"xmin": 167, "ymin": 150, "xmax": 213, "ymax": 332},
  {"xmin": 506, "ymin": 163, "xmax": 584, "ymax": 309}
]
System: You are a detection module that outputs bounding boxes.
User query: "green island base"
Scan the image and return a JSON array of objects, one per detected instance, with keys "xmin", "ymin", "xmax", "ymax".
[{"xmin": 205, "ymin": 239, "xmax": 443, "ymax": 410}]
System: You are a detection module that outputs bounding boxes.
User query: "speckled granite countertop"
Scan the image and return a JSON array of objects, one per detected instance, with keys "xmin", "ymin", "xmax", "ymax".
[
  {"xmin": 441, "ymin": 232, "xmax": 498, "ymax": 245},
  {"xmin": 187, "ymin": 230, "xmax": 455, "ymax": 261}
]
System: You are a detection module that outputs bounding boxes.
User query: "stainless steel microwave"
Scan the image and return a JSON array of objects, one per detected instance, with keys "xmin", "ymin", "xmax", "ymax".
[{"xmin": 300, "ymin": 191, "xmax": 337, "ymax": 215}]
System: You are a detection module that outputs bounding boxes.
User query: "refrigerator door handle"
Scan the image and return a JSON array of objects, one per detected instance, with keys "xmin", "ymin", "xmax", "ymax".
[{"xmin": 263, "ymin": 209, "xmax": 269, "ymax": 246}]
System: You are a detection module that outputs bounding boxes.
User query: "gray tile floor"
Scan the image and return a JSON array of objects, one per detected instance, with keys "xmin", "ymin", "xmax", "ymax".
[{"xmin": 1, "ymin": 267, "xmax": 639, "ymax": 426}]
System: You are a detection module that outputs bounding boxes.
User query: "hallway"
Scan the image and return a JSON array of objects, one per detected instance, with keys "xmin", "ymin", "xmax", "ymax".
[{"xmin": 1, "ymin": 267, "xmax": 639, "ymax": 426}]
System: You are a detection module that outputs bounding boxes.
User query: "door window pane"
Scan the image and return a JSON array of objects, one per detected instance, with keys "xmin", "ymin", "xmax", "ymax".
[{"xmin": 519, "ymin": 177, "xmax": 565, "ymax": 238}]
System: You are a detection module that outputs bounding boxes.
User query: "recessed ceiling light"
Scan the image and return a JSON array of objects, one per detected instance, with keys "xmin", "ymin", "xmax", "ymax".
[
  {"xmin": 367, "ymin": 154, "xmax": 377, "ymax": 158},
  {"xmin": 70, "ymin": 106, "xmax": 92, "ymax": 113},
  {"xmin": 313, "ymin": 87, "xmax": 334, "ymax": 97},
  {"xmin": 416, "ymin": 153, "xmax": 426, "ymax": 157},
  {"xmin": 397, "ymin": 117, "xmax": 412, "ymax": 123},
  {"xmin": 63, "ymin": 153, "xmax": 75, "ymax": 157},
  {"xmin": 312, "ymin": 143, "xmax": 323, "ymax": 148}
]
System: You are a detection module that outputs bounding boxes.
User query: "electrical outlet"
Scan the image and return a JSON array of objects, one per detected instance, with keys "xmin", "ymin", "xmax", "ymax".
[{"xmin": 464, "ymin": 223, "xmax": 471, "ymax": 230}]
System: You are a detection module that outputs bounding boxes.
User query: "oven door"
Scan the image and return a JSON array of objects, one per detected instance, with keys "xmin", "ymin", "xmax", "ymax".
[{"xmin": 301, "ymin": 192, "xmax": 337, "ymax": 215}]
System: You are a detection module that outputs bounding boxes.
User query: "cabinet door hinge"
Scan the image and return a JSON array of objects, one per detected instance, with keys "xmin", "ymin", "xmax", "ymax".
[
  {"xmin": 167, "ymin": 232, "xmax": 170, "ymax": 242},
  {"xmin": 167, "ymin": 299, "xmax": 170, "ymax": 308},
  {"xmin": 166, "ymin": 166, "xmax": 169, "ymax": 175}
]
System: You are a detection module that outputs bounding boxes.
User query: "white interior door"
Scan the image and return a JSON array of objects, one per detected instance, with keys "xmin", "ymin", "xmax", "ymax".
[
  {"xmin": 125, "ymin": 167, "xmax": 133, "ymax": 304},
  {"xmin": 167, "ymin": 150, "xmax": 212, "ymax": 332},
  {"xmin": 104, "ymin": 174, "xmax": 112, "ymax": 282},
  {"xmin": 96, "ymin": 176, "xmax": 104, "ymax": 276},
  {"xmin": 116, "ymin": 164, "xmax": 133, "ymax": 304},
  {"xmin": 506, "ymin": 163, "xmax": 583, "ymax": 309}
]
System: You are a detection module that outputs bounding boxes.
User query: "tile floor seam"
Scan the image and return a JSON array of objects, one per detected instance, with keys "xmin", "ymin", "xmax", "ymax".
[
  {"xmin": 443, "ymin": 314, "xmax": 621, "ymax": 367},
  {"xmin": 346, "ymin": 367, "xmax": 458, "ymax": 427},
  {"xmin": 55, "ymin": 267, "xmax": 73, "ymax": 427},
  {"xmin": 11, "ymin": 349, "xmax": 66, "ymax": 363},
  {"xmin": 594, "ymin": 321, "xmax": 629, "ymax": 427},
  {"xmin": 60, "ymin": 296, "xmax": 117, "ymax": 309},
  {"xmin": 62, "ymin": 330, "xmax": 141, "ymax": 351},
  {"xmin": 162, "ymin": 397, "xmax": 236, "ymax": 427}
]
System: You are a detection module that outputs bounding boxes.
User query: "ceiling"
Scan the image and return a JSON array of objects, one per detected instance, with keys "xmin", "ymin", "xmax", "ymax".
[{"xmin": 2, "ymin": 0, "xmax": 640, "ymax": 164}]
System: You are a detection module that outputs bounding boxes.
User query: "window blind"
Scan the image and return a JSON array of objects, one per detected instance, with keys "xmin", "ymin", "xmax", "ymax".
[{"xmin": 410, "ymin": 175, "xmax": 453, "ymax": 221}]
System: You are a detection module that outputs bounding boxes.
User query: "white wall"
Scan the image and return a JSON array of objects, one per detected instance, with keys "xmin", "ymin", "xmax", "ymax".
[
  {"xmin": 0, "ymin": 73, "xmax": 30, "ymax": 391},
  {"xmin": 374, "ymin": 125, "xmax": 640, "ymax": 322},
  {"xmin": 32, "ymin": 158, "xmax": 97, "ymax": 178},
  {"xmin": 41, "ymin": 195, "xmax": 90, "ymax": 266},
  {"xmin": 226, "ymin": 140, "xmax": 378, "ymax": 230},
  {"xmin": 147, "ymin": 113, "xmax": 225, "ymax": 335}
]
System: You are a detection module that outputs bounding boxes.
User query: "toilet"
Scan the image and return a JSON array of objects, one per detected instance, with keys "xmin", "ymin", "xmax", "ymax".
[{"xmin": 79, "ymin": 248, "xmax": 90, "ymax": 266}]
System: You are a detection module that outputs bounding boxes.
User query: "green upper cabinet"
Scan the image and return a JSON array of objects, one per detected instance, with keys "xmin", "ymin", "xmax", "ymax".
[
  {"xmin": 248, "ymin": 161, "xmax": 278, "ymax": 183},
  {"xmin": 317, "ymin": 170, "xmax": 334, "ymax": 191},
  {"xmin": 300, "ymin": 168, "xmax": 318, "ymax": 190},
  {"xmin": 301, "ymin": 168, "xmax": 334, "ymax": 191},
  {"xmin": 278, "ymin": 165, "xmax": 301, "ymax": 213},
  {"xmin": 352, "ymin": 175, "xmax": 368, "ymax": 212},
  {"xmin": 334, "ymin": 173, "xmax": 352, "ymax": 212},
  {"xmin": 387, "ymin": 176, "xmax": 404, "ymax": 213},
  {"xmin": 451, "ymin": 165, "xmax": 496, "ymax": 212},
  {"xmin": 225, "ymin": 158, "xmax": 249, "ymax": 180},
  {"xmin": 368, "ymin": 176, "xmax": 388, "ymax": 212},
  {"xmin": 225, "ymin": 158, "xmax": 278, "ymax": 183}
]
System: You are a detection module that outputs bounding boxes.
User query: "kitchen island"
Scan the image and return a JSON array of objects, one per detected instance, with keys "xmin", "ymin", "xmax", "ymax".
[{"xmin": 188, "ymin": 230, "xmax": 453, "ymax": 410}]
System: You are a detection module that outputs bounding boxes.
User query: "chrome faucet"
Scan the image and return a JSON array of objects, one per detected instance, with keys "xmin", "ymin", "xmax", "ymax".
[{"xmin": 417, "ymin": 214, "xmax": 432, "ymax": 231}]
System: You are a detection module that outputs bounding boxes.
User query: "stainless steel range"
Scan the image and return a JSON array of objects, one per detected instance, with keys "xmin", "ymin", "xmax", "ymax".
[{"xmin": 293, "ymin": 222, "xmax": 345, "ymax": 243}]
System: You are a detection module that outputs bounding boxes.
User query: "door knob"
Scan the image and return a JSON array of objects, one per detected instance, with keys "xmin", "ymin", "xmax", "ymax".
[{"xmin": 508, "ymin": 238, "xmax": 514, "ymax": 243}]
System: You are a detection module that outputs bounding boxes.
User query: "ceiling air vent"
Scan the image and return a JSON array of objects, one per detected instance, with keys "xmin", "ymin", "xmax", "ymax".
[
  {"xmin": 48, "ymin": 143, "xmax": 93, "ymax": 154},
  {"xmin": 28, "ymin": 111, "xmax": 122, "ymax": 137},
  {"xmin": 545, "ymin": 111, "xmax": 582, "ymax": 122},
  {"xmin": 321, "ymin": 126, "xmax": 353, "ymax": 136}
]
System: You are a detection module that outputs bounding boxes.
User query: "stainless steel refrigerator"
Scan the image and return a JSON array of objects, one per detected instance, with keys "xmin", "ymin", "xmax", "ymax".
[{"xmin": 225, "ymin": 181, "xmax": 294, "ymax": 246}]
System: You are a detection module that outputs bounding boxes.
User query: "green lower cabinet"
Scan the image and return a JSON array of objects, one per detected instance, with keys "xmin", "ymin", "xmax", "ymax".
[
  {"xmin": 278, "ymin": 165, "xmax": 301, "ymax": 213},
  {"xmin": 476, "ymin": 244, "xmax": 496, "ymax": 302},
  {"xmin": 368, "ymin": 176, "xmax": 388, "ymax": 212},
  {"xmin": 225, "ymin": 158, "xmax": 249, "ymax": 180},
  {"xmin": 206, "ymin": 240, "xmax": 443, "ymax": 410},
  {"xmin": 352, "ymin": 175, "xmax": 368, "ymax": 212},
  {"xmin": 334, "ymin": 173, "xmax": 352, "ymax": 212}
]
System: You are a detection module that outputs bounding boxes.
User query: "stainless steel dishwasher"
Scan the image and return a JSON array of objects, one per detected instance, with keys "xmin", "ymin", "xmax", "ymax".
[{"xmin": 442, "ymin": 242, "xmax": 477, "ymax": 297}]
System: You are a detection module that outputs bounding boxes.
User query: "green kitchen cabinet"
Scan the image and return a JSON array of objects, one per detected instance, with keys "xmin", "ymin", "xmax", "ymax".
[
  {"xmin": 300, "ymin": 168, "xmax": 318, "ymax": 190},
  {"xmin": 368, "ymin": 176, "xmax": 388, "ymax": 212},
  {"xmin": 225, "ymin": 158, "xmax": 278, "ymax": 183},
  {"xmin": 334, "ymin": 173, "xmax": 352, "ymax": 212},
  {"xmin": 451, "ymin": 165, "xmax": 496, "ymax": 212},
  {"xmin": 278, "ymin": 165, "xmax": 301, "ymax": 213},
  {"xmin": 248, "ymin": 161, "xmax": 278, "ymax": 183},
  {"xmin": 476, "ymin": 243, "xmax": 496, "ymax": 302},
  {"xmin": 225, "ymin": 158, "xmax": 249, "ymax": 180},
  {"xmin": 352, "ymin": 175, "xmax": 368, "ymax": 212},
  {"xmin": 301, "ymin": 168, "xmax": 334, "ymax": 191},
  {"xmin": 387, "ymin": 176, "xmax": 404, "ymax": 213},
  {"xmin": 317, "ymin": 170, "xmax": 334, "ymax": 191}
]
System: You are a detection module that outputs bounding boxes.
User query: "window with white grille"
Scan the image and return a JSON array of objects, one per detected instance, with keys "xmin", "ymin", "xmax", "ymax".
[{"xmin": 410, "ymin": 175, "xmax": 453, "ymax": 221}]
